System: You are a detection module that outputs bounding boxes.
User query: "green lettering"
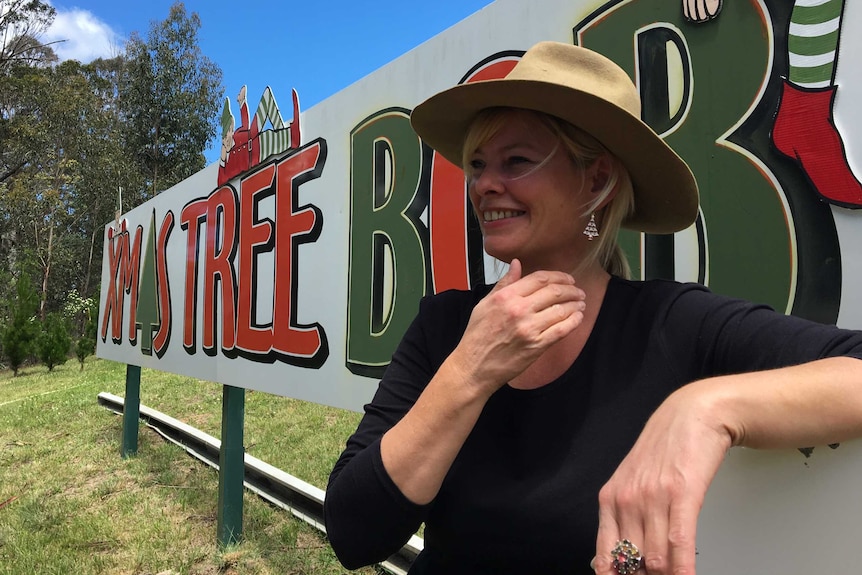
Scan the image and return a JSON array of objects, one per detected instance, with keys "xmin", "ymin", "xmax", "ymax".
[{"xmin": 347, "ymin": 109, "xmax": 429, "ymax": 377}]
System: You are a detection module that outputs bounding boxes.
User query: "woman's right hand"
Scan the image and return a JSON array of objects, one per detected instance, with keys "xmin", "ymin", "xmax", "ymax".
[
  {"xmin": 449, "ymin": 258, "xmax": 587, "ymax": 396},
  {"xmin": 380, "ymin": 259, "xmax": 587, "ymax": 504}
]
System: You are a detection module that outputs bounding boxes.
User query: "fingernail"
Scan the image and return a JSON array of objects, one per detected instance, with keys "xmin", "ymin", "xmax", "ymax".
[{"xmin": 590, "ymin": 556, "xmax": 597, "ymax": 571}]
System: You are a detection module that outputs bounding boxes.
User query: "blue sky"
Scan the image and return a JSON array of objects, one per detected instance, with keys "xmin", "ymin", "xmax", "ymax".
[{"xmin": 44, "ymin": 0, "xmax": 495, "ymax": 163}]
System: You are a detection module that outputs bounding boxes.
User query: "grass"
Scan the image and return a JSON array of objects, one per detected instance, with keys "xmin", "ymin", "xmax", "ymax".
[{"xmin": 0, "ymin": 357, "xmax": 383, "ymax": 575}]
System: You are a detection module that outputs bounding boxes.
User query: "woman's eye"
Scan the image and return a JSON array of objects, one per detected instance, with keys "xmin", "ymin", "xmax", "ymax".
[{"xmin": 468, "ymin": 159, "xmax": 485, "ymax": 170}]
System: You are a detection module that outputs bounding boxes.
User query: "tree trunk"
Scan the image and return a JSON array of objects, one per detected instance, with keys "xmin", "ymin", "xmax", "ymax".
[
  {"xmin": 83, "ymin": 224, "xmax": 97, "ymax": 299},
  {"xmin": 152, "ymin": 121, "xmax": 160, "ymax": 195},
  {"xmin": 83, "ymin": 195, "xmax": 102, "ymax": 299},
  {"xmin": 40, "ymin": 218, "xmax": 54, "ymax": 322}
]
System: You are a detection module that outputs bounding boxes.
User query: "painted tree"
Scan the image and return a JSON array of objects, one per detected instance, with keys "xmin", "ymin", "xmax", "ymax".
[{"xmin": 121, "ymin": 2, "xmax": 223, "ymax": 197}]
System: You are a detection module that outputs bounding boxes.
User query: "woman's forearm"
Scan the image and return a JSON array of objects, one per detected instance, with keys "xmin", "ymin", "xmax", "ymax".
[
  {"xmin": 686, "ymin": 356, "xmax": 862, "ymax": 450},
  {"xmin": 380, "ymin": 354, "xmax": 495, "ymax": 505}
]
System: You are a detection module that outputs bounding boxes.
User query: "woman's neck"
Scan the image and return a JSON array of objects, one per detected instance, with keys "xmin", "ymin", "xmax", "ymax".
[
  {"xmin": 518, "ymin": 258, "xmax": 611, "ymax": 289},
  {"xmin": 506, "ymin": 262, "xmax": 612, "ymax": 390}
]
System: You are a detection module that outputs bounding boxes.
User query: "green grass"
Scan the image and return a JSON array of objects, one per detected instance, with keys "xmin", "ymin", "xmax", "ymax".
[{"xmin": 0, "ymin": 357, "xmax": 382, "ymax": 575}]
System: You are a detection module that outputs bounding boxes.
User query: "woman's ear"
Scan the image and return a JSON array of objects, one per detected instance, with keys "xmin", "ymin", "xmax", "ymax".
[
  {"xmin": 589, "ymin": 154, "xmax": 611, "ymax": 192},
  {"xmin": 589, "ymin": 154, "xmax": 618, "ymax": 208}
]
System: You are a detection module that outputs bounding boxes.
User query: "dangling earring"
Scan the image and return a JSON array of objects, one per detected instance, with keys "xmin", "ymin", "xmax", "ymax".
[{"xmin": 583, "ymin": 213, "xmax": 599, "ymax": 241}]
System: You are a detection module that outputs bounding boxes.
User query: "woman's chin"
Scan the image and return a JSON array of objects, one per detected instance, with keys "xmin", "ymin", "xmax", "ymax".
[{"xmin": 483, "ymin": 245, "xmax": 517, "ymax": 264}]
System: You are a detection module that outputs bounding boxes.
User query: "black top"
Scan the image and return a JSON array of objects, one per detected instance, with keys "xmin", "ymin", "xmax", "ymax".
[{"xmin": 324, "ymin": 277, "xmax": 862, "ymax": 574}]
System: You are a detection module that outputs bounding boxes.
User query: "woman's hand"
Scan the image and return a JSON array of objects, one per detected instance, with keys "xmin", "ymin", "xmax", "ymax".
[
  {"xmin": 593, "ymin": 385, "xmax": 732, "ymax": 574},
  {"xmin": 381, "ymin": 258, "xmax": 586, "ymax": 504},
  {"xmin": 448, "ymin": 258, "xmax": 587, "ymax": 397}
]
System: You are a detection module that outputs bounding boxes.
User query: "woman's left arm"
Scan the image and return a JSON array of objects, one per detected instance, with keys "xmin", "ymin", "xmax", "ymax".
[{"xmin": 593, "ymin": 355, "xmax": 862, "ymax": 575}]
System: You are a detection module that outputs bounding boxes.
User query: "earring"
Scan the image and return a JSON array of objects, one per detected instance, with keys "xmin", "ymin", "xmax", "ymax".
[{"xmin": 583, "ymin": 213, "xmax": 599, "ymax": 241}]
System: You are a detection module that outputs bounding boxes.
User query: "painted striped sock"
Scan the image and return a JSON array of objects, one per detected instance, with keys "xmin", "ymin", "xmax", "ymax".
[{"xmin": 788, "ymin": 0, "xmax": 845, "ymax": 88}]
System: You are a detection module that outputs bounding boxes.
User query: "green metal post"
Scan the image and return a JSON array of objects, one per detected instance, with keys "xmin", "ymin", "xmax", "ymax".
[
  {"xmin": 217, "ymin": 385, "xmax": 246, "ymax": 548},
  {"xmin": 121, "ymin": 364, "xmax": 141, "ymax": 458}
]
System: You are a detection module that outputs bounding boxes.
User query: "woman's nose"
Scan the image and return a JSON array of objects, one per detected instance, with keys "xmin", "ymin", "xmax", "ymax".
[{"xmin": 469, "ymin": 167, "xmax": 504, "ymax": 196}]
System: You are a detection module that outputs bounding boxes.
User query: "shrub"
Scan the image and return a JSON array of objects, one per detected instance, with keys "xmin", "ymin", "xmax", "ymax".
[
  {"xmin": 37, "ymin": 313, "xmax": 72, "ymax": 371},
  {"xmin": 1, "ymin": 275, "xmax": 40, "ymax": 376},
  {"xmin": 75, "ymin": 300, "xmax": 97, "ymax": 370}
]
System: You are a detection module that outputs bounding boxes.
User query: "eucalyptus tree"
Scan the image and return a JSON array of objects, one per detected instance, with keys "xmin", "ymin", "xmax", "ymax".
[
  {"xmin": 121, "ymin": 2, "xmax": 223, "ymax": 197},
  {"xmin": 0, "ymin": 0, "xmax": 57, "ymax": 72}
]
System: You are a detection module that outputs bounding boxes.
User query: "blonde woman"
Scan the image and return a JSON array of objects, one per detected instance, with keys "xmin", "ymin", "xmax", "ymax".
[{"xmin": 325, "ymin": 42, "xmax": 862, "ymax": 575}]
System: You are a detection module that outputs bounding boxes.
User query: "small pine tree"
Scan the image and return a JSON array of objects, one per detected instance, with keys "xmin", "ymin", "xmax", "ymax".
[
  {"xmin": 37, "ymin": 312, "xmax": 71, "ymax": 372},
  {"xmin": 75, "ymin": 301, "xmax": 97, "ymax": 370},
  {"xmin": 1, "ymin": 275, "xmax": 40, "ymax": 376}
]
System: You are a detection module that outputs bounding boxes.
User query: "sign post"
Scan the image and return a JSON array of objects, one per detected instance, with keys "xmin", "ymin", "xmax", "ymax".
[
  {"xmin": 121, "ymin": 364, "xmax": 141, "ymax": 458},
  {"xmin": 216, "ymin": 385, "xmax": 245, "ymax": 547}
]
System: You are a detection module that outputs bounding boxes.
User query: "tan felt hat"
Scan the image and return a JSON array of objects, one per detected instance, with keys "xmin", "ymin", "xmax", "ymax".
[{"xmin": 410, "ymin": 41, "xmax": 699, "ymax": 234}]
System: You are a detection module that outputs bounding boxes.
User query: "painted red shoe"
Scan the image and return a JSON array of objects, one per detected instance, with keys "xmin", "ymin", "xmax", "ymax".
[{"xmin": 772, "ymin": 78, "xmax": 862, "ymax": 208}]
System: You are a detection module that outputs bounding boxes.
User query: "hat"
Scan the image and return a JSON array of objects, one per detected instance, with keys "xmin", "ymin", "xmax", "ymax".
[{"xmin": 409, "ymin": 41, "xmax": 699, "ymax": 234}]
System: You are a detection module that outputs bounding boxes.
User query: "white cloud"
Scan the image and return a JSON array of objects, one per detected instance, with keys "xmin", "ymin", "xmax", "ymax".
[{"xmin": 44, "ymin": 5, "xmax": 123, "ymax": 63}]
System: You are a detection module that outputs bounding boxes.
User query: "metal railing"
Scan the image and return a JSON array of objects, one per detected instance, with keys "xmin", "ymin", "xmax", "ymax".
[{"xmin": 97, "ymin": 392, "xmax": 423, "ymax": 575}]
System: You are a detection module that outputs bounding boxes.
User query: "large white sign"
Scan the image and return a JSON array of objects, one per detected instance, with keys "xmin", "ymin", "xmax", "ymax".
[
  {"xmin": 98, "ymin": 0, "xmax": 862, "ymax": 409},
  {"xmin": 98, "ymin": 1, "xmax": 862, "ymax": 568}
]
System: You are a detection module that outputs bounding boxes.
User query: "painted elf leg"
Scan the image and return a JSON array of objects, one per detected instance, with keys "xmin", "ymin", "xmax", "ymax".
[
  {"xmin": 772, "ymin": 0, "xmax": 862, "ymax": 208},
  {"xmin": 250, "ymin": 87, "xmax": 302, "ymax": 166}
]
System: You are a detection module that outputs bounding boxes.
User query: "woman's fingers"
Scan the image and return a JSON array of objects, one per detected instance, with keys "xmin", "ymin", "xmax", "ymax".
[
  {"xmin": 641, "ymin": 494, "xmax": 670, "ymax": 573},
  {"xmin": 456, "ymin": 266, "xmax": 586, "ymax": 391},
  {"xmin": 595, "ymin": 385, "xmax": 733, "ymax": 574},
  {"xmin": 666, "ymin": 498, "xmax": 699, "ymax": 575},
  {"xmin": 594, "ymin": 500, "xmax": 621, "ymax": 573}
]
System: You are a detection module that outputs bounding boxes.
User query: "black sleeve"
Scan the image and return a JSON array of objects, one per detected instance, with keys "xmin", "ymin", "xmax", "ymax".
[
  {"xmin": 324, "ymin": 294, "xmax": 449, "ymax": 569},
  {"xmin": 656, "ymin": 283, "xmax": 862, "ymax": 380}
]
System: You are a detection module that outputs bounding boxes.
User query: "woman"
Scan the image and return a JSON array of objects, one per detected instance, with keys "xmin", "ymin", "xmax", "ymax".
[{"xmin": 324, "ymin": 41, "xmax": 862, "ymax": 574}]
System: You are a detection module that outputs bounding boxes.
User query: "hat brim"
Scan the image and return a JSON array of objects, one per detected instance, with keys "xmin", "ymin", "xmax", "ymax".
[{"xmin": 410, "ymin": 78, "xmax": 699, "ymax": 234}]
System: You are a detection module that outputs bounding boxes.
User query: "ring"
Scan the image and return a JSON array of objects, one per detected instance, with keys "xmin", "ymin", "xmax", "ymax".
[{"xmin": 611, "ymin": 539, "xmax": 644, "ymax": 575}]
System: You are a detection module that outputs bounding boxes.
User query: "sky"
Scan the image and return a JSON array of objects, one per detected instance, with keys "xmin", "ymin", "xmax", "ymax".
[{"xmin": 41, "ymin": 0, "xmax": 496, "ymax": 164}]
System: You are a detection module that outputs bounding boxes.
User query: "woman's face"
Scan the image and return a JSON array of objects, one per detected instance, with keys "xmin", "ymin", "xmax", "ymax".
[{"xmin": 466, "ymin": 110, "xmax": 596, "ymax": 272}]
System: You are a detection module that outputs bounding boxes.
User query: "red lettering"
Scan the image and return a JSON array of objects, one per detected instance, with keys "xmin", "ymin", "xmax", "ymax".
[
  {"xmin": 430, "ymin": 154, "xmax": 470, "ymax": 292},
  {"xmin": 272, "ymin": 143, "xmax": 326, "ymax": 360},
  {"xmin": 125, "ymin": 226, "xmax": 143, "ymax": 343},
  {"xmin": 236, "ymin": 164, "xmax": 276, "ymax": 354},
  {"xmin": 99, "ymin": 221, "xmax": 143, "ymax": 344},
  {"xmin": 180, "ymin": 199, "xmax": 207, "ymax": 352},
  {"xmin": 100, "ymin": 226, "xmax": 124, "ymax": 342},
  {"xmin": 176, "ymin": 139, "xmax": 328, "ymax": 365},
  {"xmin": 202, "ymin": 186, "xmax": 238, "ymax": 354}
]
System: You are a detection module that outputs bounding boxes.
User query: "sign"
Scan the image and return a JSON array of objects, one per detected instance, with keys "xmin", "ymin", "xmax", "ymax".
[
  {"xmin": 98, "ymin": 0, "xmax": 862, "ymax": 406},
  {"xmin": 98, "ymin": 1, "xmax": 862, "ymax": 568}
]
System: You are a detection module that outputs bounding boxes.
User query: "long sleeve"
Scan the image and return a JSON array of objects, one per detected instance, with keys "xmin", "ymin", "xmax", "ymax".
[
  {"xmin": 324, "ymin": 289, "xmax": 477, "ymax": 568},
  {"xmin": 651, "ymin": 281, "xmax": 862, "ymax": 377}
]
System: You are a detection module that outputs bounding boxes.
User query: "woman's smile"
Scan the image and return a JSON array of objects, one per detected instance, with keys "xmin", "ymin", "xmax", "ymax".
[{"xmin": 482, "ymin": 209, "xmax": 526, "ymax": 223}]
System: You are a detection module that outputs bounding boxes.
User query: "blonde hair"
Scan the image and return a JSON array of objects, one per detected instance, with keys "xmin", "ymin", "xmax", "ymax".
[{"xmin": 462, "ymin": 108, "xmax": 635, "ymax": 279}]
